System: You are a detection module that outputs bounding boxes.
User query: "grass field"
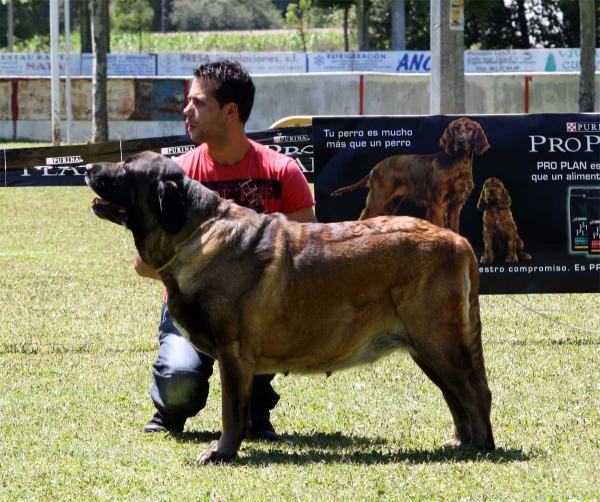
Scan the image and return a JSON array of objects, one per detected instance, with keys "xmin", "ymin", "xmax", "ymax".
[{"xmin": 1, "ymin": 179, "xmax": 599, "ymax": 499}]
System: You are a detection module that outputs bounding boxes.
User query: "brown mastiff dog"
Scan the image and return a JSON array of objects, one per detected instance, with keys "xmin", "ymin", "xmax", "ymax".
[{"xmin": 85, "ymin": 151, "xmax": 495, "ymax": 464}]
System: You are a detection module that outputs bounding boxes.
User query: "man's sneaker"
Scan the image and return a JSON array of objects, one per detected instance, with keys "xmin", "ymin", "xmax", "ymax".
[
  {"xmin": 249, "ymin": 417, "xmax": 279, "ymax": 442},
  {"xmin": 143, "ymin": 412, "xmax": 184, "ymax": 433}
]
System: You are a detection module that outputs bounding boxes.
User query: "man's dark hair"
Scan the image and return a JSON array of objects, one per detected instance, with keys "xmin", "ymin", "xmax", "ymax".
[{"xmin": 193, "ymin": 60, "xmax": 255, "ymax": 124}]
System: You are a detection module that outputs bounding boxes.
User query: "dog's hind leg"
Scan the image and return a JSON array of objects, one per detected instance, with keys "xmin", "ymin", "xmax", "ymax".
[
  {"xmin": 359, "ymin": 171, "xmax": 406, "ymax": 220},
  {"xmin": 444, "ymin": 203, "xmax": 464, "ymax": 234},
  {"xmin": 410, "ymin": 354, "xmax": 472, "ymax": 447},
  {"xmin": 516, "ymin": 236, "xmax": 532, "ymax": 261},
  {"xmin": 397, "ymin": 274, "xmax": 495, "ymax": 453},
  {"xmin": 410, "ymin": 330, "xmax": 494, "ymax": 453},
  {"xmin": 425, "ymin": 205, "xmax": 446, "ymax": 229}
]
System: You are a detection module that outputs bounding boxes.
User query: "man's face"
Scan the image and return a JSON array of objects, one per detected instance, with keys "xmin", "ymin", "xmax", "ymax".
[{"xmin": 183, "ymin": 78, "xmax": 227, "ymax": 144}]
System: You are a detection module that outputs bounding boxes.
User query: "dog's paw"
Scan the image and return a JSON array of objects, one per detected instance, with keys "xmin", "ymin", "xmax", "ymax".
[
  {"xmin": 505, "ymin": 254, "xmax": 518, "ymax": 263},
  {"xmin": 196, "ymin": 440, "xmax": 238, "ymax": 465},
  {"xmin": 196, "ymin": 440, "xmax": 220, "ymax": 465},
  {"xmin": 440, "ymin": 438, "xmax": 463, "ymax": 448},
  {"xmin": 480, "ymin": 254, "xmax": 494, "ymax": 264}
]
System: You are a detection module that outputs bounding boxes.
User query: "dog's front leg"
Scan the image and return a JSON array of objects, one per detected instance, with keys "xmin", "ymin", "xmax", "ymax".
[
  {"xmin": 505, "ymin": 232, "xmax": 519, "ymax": 263},
  {"xmin": 425, "ymin": 205, "xmax": 446, "ymax": 229},
  {"xmin": 197, "ymin": 342, "xmax": 255, "ymax": 465},
  {"xmin": 445, "ymin": 205, "xmax": 462, "ymax": 234},
  {"xmin": 481, "ymin": 225, "xmax": 495, "ymax": 263}
]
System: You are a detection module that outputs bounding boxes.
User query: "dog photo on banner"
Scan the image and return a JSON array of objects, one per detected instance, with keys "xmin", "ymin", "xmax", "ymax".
[{"xmin": 314, "ymin": 113, "xmax": 600, "ymax": 295}]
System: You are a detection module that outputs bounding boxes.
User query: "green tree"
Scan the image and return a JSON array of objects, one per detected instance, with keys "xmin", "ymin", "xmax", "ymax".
[
  {"xmin": 369, "ymin": 0, "xmax": 429, "ymax": 51},
  {"xmin": 468, "ymin": 0, "xmax": 599, "ymax": 50},
  {"xmin": 370, "ymin": 0, "xmax": 600, "ymax": 52},
  {"xmin": 0, "ymin": 0, "xmax": 49, "ymax": 49},
  {"xmin": 79, "ymin": 0, "xmax": 92, "ymax": 53},
  {"xmin": 533, "ymin": 0, "xmax": 599, "ymax": 48},
  {"xmin": 464, "ymin": 0, "xmax": 495, "ymax": 49},
  {"xmin": 170, "ymin": 0, "xmax": 283, "ymax": 31},
  {"xmin": 314, "ymin": 0, "xmax": 355, "ymax": 51},
  {"xmin": 272, "ymin": 0, "xmax": 297, "ymax": 17},
  {"xmin": 111, "ymin": 0, "xmax": 154, "ymax": 52},
  {"xmin": 286, "ymin": 0, "xmax": 313, "ymax": 52},
  {"xmin": 368, "ymin": 0, "xmax": 389, "ymax": 50}
]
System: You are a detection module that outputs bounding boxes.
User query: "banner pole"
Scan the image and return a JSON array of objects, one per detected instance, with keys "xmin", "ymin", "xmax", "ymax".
[
  {"xmin": 359, "ymin": 74, "xmax": 364, "ymax": 115},
  {"xmin": 50, "ymin": 0, "xmax": 61, "ymax": 146},
  {"xmin": 524, "ymin": 76, "xmax": 533, "ymax": 114},
  {"xmin": 65, "ymin": 0, "xmax": 72, "ymax": 145}
]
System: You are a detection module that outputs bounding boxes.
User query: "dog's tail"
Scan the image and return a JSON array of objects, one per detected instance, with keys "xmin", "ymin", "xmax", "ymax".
[{"xmin": 330, "ymin": 173, "xmax": 371, "ymax": 197}]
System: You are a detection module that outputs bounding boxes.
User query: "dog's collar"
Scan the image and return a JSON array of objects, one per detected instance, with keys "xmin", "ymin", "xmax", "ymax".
[
  {"xmin": 157, "ymin": 253, "xmax": 179, "ymax": 274},
  {"xmin": 156, "ymin": 225, "xmax": 204, "ymax": 274}
]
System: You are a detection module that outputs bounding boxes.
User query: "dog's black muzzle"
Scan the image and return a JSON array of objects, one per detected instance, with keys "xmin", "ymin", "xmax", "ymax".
[{"xmin": 85, "ymin": 163, "xmax": 128, "ymax": 225}]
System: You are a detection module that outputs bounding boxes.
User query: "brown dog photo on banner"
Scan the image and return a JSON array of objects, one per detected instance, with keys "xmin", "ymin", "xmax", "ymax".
[
  {"xmin": 85, "ymin": 151, "xmax": 495, "ymax": 464},
  {"xmin": 477, "ymin": 177, "xmax": 532, "ymax": 264},
  {"xmin": 330, "ymin": 118, "xmax": 490, "ymax": 234}
]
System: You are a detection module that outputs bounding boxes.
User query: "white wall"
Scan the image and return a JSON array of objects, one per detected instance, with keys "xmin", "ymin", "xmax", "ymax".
[{"xmin": 1, "ymin": 72, "xmax": 598, "ymax": 142}]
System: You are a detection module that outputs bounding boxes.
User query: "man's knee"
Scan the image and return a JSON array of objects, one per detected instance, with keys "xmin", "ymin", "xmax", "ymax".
[
  {"xmin": 152, "ymin": 371, "xmax": 209, "ymax": 416},
  {"xmin": 154, "ymin": 332, "xmax": 214, "ymax": 380}
]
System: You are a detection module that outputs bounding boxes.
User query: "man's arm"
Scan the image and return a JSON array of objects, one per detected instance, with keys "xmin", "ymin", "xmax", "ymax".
[
  {"xmin": 286, "ymin": 206, "xmax": 317, "ymax": 223},
  {"xmin": 134, "ymin": 208, "xmax": 316, "ymax": 280},
  {"xmin": 134, "ymin": 251, "xmax": 160, "ymax": 280}
]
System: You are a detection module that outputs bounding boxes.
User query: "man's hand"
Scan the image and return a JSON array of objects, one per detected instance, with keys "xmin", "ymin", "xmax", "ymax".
[{"xmin": 134, "ymin": 251, "xmax": 160, "ymax": 280}]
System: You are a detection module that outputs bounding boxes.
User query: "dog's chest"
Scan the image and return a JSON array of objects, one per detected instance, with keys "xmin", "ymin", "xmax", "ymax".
[
  {"xmin": 174, "ymin": 316, "xmax": 216, "ymax": 358},
  {"xmin": 487, "ymin": 211, "xmax": 511, "ymax": 236},
  {"xmin": 442, "ymin": 169, "xmax": 473, "ymax": 201},
  {"xmin": 166, "ymin": 289, "xmax": 218, "ymax": 358}
]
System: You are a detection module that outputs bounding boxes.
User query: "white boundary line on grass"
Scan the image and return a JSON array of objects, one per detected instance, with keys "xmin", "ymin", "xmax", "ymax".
[{"xmin": 508, "ymin": 296, "xmax": 600, "ymax": 334}]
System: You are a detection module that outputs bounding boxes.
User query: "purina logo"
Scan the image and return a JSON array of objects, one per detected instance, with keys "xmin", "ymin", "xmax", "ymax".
[
  {"xmin": 45, "ymin": 155, "xmax": 83, "ymax": 165},
  {"xmin": 160, "ymin": 145, "xmax": 195, "ymax": 155},
  {"xmin": 274, "ymin": 134, "xmax": 310, "ymax": 144},
  {"xmin": 566, "ymin": 122, "xmax": 600, "ymax": 133}
]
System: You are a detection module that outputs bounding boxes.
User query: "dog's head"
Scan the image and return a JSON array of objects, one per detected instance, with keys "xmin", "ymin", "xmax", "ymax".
[
  {"xmin": 477, "ymin": 177, "xmax": 511, "ymax": 211},
  {"xmin": 85, "ymin": 151, "xmax": 218, "ymax": 268},
  {"xmin": 440, "ymin": 118, "xmax": 490, "ymax": 156}
]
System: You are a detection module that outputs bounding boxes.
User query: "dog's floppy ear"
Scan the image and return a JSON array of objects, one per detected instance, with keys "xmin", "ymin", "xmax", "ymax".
[
  {"xmin": 158, "ymin": 180, "xmax": 188, "ymax": 234},
  {"xmin": 498, "ymin": 185, "xmax": 512, "ymax": 209},
  {"xmin": 477, "ymin": 186, "xmax": 489, "ymax": 211},
  {"xmin": 473, "ymin": 122, "xmax": 490, "ymax": 156},
  {"xmin": 440, "ymin": 123, "xmax": 455, "ymax": 155}
]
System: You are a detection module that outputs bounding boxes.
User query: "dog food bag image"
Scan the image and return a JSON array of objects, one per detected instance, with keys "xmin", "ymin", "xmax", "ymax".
[
  {"xmin": 587, "ymin": 189, "xmax": 600, "ymax": 255},
  {"xmin": 569, "ymin": 188, "xmax": 589, "ymax": 252}
]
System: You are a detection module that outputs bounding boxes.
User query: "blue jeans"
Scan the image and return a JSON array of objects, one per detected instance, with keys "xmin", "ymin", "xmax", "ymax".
[{"xmin": 150, "ymin": 303, "xmax": 280, "ymax": 426}]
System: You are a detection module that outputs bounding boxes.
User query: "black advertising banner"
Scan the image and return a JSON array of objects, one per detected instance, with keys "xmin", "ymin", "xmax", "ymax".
[
  {"xmin": 1, "ymin": 142, "xmax": 122, "ymax": 187},
  {"xmin": 0, "ymin": 135, "xmax": 193, "ymax": 187},
  {"xmin": 0, "ymin": 126, "xmax": 313, "ymax": 187},
  {"xmin": 313, "ymin": 114, "xmax": 600, "ymax": 295},
  {"xmin": 248, "ymin": 126, "xmax": 314, "ymax": 182}
]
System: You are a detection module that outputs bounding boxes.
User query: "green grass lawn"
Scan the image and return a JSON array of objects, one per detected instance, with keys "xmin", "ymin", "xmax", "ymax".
[{"xmin": 1, "ymin": 185, "xmax": 599, "ymax": 501}]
